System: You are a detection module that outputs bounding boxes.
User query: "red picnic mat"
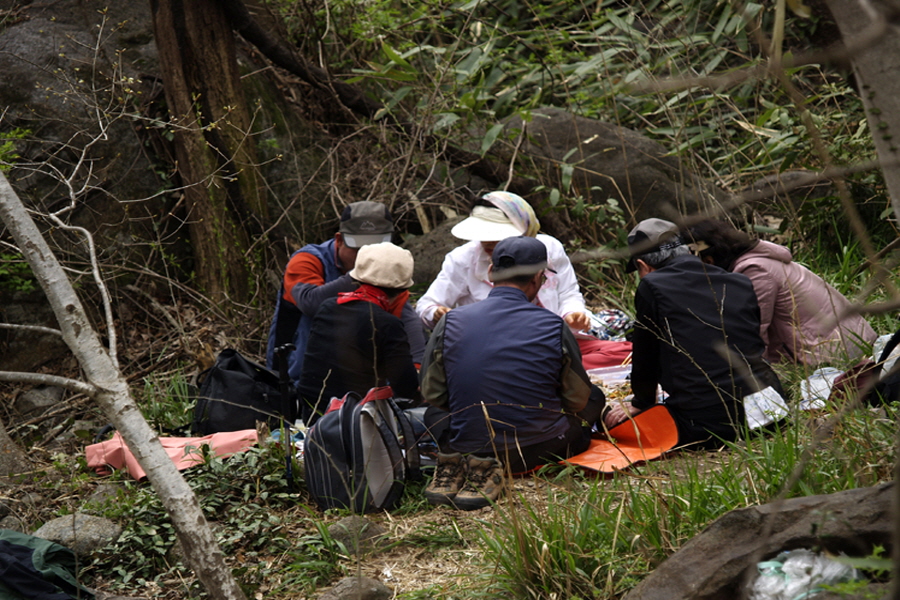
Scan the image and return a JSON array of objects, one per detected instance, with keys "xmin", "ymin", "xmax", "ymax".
[
  {"xmin": 564, "ymin": 405, "xmax": 679, "ymax": 473},
  {"xmin": 578, "ymin": 339, "xmax": 633, "ymax": 370}
]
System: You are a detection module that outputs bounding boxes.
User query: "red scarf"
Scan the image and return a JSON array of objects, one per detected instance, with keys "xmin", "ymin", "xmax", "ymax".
[{"xmin": 337, "ymin": 284, "xmax": 409, "ymax": 319}]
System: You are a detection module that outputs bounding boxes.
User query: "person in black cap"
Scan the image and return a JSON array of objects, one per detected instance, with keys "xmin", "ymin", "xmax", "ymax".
[
  {"xmin": 420, "ymin": 236, "xmax": 606, "ymax": 510},
  {"xmin": 604, "ymin": 218, "xmax": 784, "ymax": 448},
  {"xmin": 266, "ymin": 201, "xmax": 426, "ymax": 389}
]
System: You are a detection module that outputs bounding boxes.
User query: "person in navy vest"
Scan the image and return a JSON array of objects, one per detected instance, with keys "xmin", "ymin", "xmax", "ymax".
[
  {"xmin": 420, "ymin": 236, "xmax": 606, "ymax": 510},
  {"xmin": 266, "ymin": 201, "xmax": 426, "ymax": 391}
]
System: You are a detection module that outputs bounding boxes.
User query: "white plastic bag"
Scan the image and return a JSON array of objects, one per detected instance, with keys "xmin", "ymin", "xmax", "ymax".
[
  {"xmin": 748, "ymin": 548, "xmax": 859, "ymax": 600},
  {"xmin": 744, "ymin": 386, "xmax": 789, "ymax": 430}
]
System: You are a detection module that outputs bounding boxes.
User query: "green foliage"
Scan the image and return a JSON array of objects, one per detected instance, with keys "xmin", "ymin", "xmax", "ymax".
[
  {"xmin": 0, "ymin": 127, "xmax": 29, "ymax": 171},
  {"xmin": 479, "ymin": 468, "xmax": 646, "ymax": 599},
  {"xmin": 0, "ymin": 252, "xmax": 36, "ymax": 292},
  {"xmin": 475, "ymin": 401, "xmax": 898, "ymax": 598},
  {"xmin": 87, "ymin": 443, "xmax": 316, "ymax": 595},
  {"xmin": 137, "ymin": 371, "xmax": 195, "ymax": 433},
  {"xmin": 276, "ymin": 0, "xmax": 894, "ymax": 249}
]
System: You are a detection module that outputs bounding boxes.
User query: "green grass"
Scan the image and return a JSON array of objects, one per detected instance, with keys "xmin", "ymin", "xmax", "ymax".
[{"xmin": 472, "ymin": 400, "xmax": 898, "ymax": 599}]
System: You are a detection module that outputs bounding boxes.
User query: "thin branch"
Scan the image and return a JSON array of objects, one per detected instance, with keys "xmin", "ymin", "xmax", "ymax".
[
  {"xmin": 0, "ymin": 323, "xmax": 63, "ymax": 337},
  {"xmin": 628, "ymin": 15, "xmax": 891, "ymax": 95},
  {"xmin": 0, "ymin": 371, "xmax": 96, "ymax": 396}
]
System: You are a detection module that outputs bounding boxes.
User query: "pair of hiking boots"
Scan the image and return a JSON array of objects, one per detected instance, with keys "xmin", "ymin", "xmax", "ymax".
[{"xmin": 424, "ymin": 452, "xmax": 504, "ymax": 510}]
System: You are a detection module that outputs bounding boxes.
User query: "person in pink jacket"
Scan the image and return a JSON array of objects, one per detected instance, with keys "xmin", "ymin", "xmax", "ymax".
[{"xmin": 686, "ymin": 219, "xmax": 876, "ymax": 366}]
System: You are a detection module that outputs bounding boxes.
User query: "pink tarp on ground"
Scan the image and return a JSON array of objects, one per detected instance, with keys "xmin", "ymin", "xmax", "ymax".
[
  {"xmin": 85, "ymin": 429, "xmax": 259, "ymax": 480},
  {"xmin": 564, "ymin": 405, "xmax": 679, "ymax": 473}
]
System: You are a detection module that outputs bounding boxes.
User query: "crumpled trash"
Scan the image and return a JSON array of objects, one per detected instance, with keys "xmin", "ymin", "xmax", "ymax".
[
  {"xmin": 799, "ymin": 367, "xmax": 843, "ymax": 411},
  {"xmin": 748, "ymin": 548, "xmax": 859, "ymax": 600},
  {"xmin": 270, "ymin": 425, "xmax": 306, "ymax": 457},
  {"xmin": 589, "ymin": 309, "xmax": 633, "ymax": 341}
]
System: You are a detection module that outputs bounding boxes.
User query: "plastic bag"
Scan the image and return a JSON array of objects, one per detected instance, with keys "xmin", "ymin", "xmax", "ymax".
[
  {"xmin": 748, "ymin": 549, "xmax": 858, "ymax": 600},
  {"xmin": 588, "ymin": 309, "xmax": 633, "ymax": 341}
]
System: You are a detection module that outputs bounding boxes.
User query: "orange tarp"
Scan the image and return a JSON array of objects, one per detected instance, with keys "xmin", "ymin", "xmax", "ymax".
[{"xmin": 564, "ymin": 405, "xmax": 679, "ymax": 473}]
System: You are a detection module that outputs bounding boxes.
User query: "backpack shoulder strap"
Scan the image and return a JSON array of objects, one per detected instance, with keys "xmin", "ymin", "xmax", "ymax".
[
  {"xmin": 383, "ymin": 397, "xmax": 421, "ymax": 480},
  {"xmin": 346, "ymin": 397, "xmax": 404, "ymax": 512}
]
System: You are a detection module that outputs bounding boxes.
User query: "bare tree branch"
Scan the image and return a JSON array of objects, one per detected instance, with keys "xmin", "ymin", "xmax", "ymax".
[
  {"xmin": 0, "ymin": 171, "xmax": 248, "ymax": 600},
  {"xmin": 0, "ymin": 323, "xmax": 63, "ymax": 337},
  {"xmin": 0, "ymin": 371, "xmax": 96, "ymax": 395}
]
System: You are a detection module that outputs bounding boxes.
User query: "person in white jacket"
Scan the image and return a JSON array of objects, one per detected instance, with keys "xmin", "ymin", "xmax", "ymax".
[{"xmin": 416, "ymin": 191, "xmax": 632, "ymax": 369}]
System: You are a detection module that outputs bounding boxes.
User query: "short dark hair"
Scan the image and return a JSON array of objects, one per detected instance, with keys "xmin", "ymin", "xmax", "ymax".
[
  {"xmin": 638, "ymin": 244, "xmax": 690, "ymax": 269},
  {"xmin": 378, "ymin": 286, "xmax": 406, "ymax": 298},
  {"xmin": 498, "ymin": 272, "xmax": 539, "ymax": 286},
  {"xmin": 685, "ymin": 219, "xmax": 757, "ymax": 271}
]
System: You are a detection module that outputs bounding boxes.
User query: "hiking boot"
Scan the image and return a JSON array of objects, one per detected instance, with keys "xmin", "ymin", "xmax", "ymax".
[
  {"xmin": 452, "ymin": 455, "xmax": 505, "ymax": 511},
  {"xmin": 424, "ymin": 452, "xmax": 467, "ymax": 506}
]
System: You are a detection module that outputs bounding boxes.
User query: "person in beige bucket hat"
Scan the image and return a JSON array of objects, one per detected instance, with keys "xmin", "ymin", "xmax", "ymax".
[
  {"xmin": 266, "ymin": 201, "xmax": 426, "ymax": 392},
  {"xmin": 297, "ymin": 242, "xmax": 421, "ymax": 424}
]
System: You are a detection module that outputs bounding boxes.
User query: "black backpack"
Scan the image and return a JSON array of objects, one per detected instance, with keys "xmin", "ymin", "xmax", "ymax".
[
  {"xmin": 870, "ymin": 327, "xmax": 900, "ymax": 406},
  {"xmin": 305, "ymin": 387, "xmax": 420, "ymax": 513},
  {"xmin": 192, "ymin": 349, "xmax": 294, "ymax": 435}
]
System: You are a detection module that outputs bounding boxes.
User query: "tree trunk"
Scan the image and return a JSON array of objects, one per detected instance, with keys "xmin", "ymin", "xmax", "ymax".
[
  {"xmin": 822, "ymin": 0, "xmax": 900, "ymax": 224},
  {"xmin": 150, "ymin": 0, "xmax": 266, "ymax": 305},
  {"xmin": 0, "ymin": 172, "xmax": 248, "ymax": 600}
]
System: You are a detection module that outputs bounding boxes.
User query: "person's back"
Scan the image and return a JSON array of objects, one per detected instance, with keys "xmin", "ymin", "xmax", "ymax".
[
  {"xmin": 686, "ymin": 219, "xmax": 876, "ymax": 366},
  {"xmin": 440, "ymin": 286, "xmax": 571, "ymax": 454},
  {"xmin": 421, "ymin": 236, "xmax": 603, "ymax": 509},
  {"xmin": 297, "ymin": 242, "xmax": 420, "ymax": 424},
  {"xmin": 732, "ymin": 240, "xmax": 876, "ymax": 364},
  {"xmin": 298, "ymin": 297, "xmax": 419, "ymax": 421},
  {"xmin": 266, "ymin": 202, "xmax": 425, "ymax": 385},
  {"xmin": 632, "ymin": 255, "xmax": 766, "ymax": 418},
  {"xmin": 608, "ymin": 218, "xmax": 780, "ymax": 448}
]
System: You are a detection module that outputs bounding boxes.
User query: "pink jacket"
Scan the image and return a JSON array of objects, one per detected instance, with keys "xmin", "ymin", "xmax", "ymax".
[{"xmin": 732, "ymin": 240, "xmax": 876, "ymax": 365}]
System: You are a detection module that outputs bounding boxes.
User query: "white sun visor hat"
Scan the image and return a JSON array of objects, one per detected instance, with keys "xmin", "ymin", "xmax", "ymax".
[{"xmin": 450, "ymin": 206, "xmax": 524, "ymax": 242}]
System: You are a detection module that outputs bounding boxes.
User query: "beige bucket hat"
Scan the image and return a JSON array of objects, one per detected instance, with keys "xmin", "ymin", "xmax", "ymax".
[{"xmin": 348, "ymin": 242, "xmax": 415, "ymax": 288}]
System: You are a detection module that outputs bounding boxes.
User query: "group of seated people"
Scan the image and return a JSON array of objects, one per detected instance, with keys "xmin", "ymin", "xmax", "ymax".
[{"xmin": 265, "ymin": 194, "xmax": 877, "ymax": 511}]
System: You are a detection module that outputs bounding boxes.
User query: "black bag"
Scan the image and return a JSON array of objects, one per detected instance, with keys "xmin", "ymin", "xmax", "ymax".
[
  {"xmin": 305, "ymin": 386, "xmax": 420, "ymax": 513},
  {"xmin": 870, "ymin": 327, "xmax": 900, "ymax": 405},
  {"xmin": 191, "ymin": 349, "xmax": 293, "ymax": 435}
]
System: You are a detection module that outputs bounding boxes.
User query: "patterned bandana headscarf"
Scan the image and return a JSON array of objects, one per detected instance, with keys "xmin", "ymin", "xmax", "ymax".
[{"xmin": 482, "ymin": 191, "xmax": 540, "ymax": 238}]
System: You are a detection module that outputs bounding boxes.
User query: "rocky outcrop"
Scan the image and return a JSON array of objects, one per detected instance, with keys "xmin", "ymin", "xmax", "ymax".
[
  {"xmin": 404, "ymin": 216, "xmax": 465, "ymax": 288},
  {"xmin": 624, "ymin": 483, "xmax": 893, "ymax": 600},
  {"xmin": 0, "ymin": 0, "xmax": 331, "ymax": 373},
  {"xmin": 501, "ymin": 107, "xmax": 731, "ymax": 224}
]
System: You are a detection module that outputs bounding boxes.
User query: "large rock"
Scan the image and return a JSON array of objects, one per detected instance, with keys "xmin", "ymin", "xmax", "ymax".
[
  {"xmin": 33, "ymin": 512, "xmax": 122, "ymax": 557},
  {"xmin": 404, "ymin": 216, "xmax": 465, "ymax": 289},
  {"xmin": 318, "ymin": 576, "xmax": 392, "ymax": 600},
  {"xmin": 624, "ymin": 483, "xmax": 892, "ymax": 600},
  {"xmin": 0, "ymin": 289, "xmax": 69, "ymax": 372},
  {"xmin": 501, "ymin": 107, "xmax": 731, "ymax": 224}
]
